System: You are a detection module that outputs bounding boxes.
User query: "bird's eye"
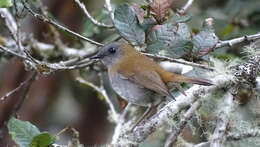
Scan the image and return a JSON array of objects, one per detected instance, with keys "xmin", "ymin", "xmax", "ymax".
[{"xmin": 108, "ymin": 47, "xmax": 116, "ymax": 53}]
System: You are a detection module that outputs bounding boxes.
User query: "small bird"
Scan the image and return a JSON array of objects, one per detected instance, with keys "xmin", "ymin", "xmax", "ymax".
[{"xmin": 91, "ymin": 42, "xmax": 212, "ymax": 128}]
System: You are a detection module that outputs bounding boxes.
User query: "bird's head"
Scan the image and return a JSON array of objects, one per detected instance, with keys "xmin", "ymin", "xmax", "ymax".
[{"xmin": 90, "ymin": 42, "xmax": 134, "ymax": 67}]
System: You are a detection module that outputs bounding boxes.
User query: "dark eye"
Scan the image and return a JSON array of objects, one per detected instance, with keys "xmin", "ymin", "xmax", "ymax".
[{"xmin": 108, "ymin": 47, "xmax": 116, "ymax": 53}]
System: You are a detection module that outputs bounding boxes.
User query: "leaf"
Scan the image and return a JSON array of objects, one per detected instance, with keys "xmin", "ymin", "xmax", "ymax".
[
  {"xmin": 30, "ymin": 132, "xmax": 53, "ymax": 147},
  {"xmin": 8, "ymin": 117, "xmax": 41, "ymax": 147},
  {"xmin": 150, "ymin": 0, "xmax": 172, "ymax": 23},
  {"xmin": 0, "ymin": 0, "xmax": 12, "ymax": 8},
  {"xmin": 147, "ymin": 22, "xmax": 193, "ymax": 58},
  {"xmin": 131, "ymin": 4, "xmax": 145, "ymax": 24},
  {"xmin": 192, "ymin": 19, "xmax": 219, "ymax": 56},
  {"xmin": 167, "ymin": 14, "xmax": 192, "ymax": 24},
  {"xmin": 114, "ymin": 4, "xmax": 145, "ymax": 46}
]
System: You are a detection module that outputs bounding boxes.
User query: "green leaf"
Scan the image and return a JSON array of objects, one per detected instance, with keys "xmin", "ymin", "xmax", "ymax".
[
  {"xmin": 8, "ymin": 117, "xmax": 40, "ymax": 147},
  {"xmin": 147, "ymin": 22, "xmax": 193, "ymax": 58},
  {"xmin": 192, "ymin": 20, "xmax": 219, "ymax": 56},
  {"xmin": 30, "ymin": 132, "xmax": 53, "ymax": 147},
  {"xmin": 0, "ymin": 0, "xmax": 13, "ymax": 8},
  {"xmin": 114, "ymin": 4, "xmax": 145, "ymax": 46},
  {"xmin": 167, "ymin": 14, "xmax": 192, "ymax": 24}
]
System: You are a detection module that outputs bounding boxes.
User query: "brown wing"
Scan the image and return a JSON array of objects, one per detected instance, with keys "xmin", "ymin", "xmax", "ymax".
[{"xmin": 118, "ymin": 70, "xmax": 170, "ymax": 97}]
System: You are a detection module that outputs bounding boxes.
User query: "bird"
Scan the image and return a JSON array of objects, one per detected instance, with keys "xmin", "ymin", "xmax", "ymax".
[{"xmin": 90, "ymin": 42, "xmax": 213, "ymax": 129}]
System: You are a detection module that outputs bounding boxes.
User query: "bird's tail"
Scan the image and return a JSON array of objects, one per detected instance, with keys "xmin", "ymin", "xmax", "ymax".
[{"xmin": 170, "ymin": 73, "xmax": 213, "ymax": 86}]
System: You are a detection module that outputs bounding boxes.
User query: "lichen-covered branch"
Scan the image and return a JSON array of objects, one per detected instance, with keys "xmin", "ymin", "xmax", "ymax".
[
  {"xmin": 209, "ymin": 92, "xmax": 235, "ymax": 147},
  {"xmin": 216, "ymin": 32, "xmax": 260, "ymax": 49},
  {"xmin": 227, "ymin": 129, "xmax": 260, "ymax": 141},
  {"xmin": 164, "ymin": 99, "xmax": 202, "ymax": 147},
  {"xmin": 111, "ymin": 103, "xmax": 135, "ymax": 144}
]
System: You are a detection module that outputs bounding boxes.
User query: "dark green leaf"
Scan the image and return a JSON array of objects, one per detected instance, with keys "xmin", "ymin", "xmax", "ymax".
[
  {"xmin": 0, "ymin": 0, "xmax": 12, "ymax": 8},
  {"xmin": 167, "ymin": 14, "xmax": 192, "ymax": 24},
  {"xmin": 30, "ymin": 132, "xmax": 53, "ymax": 147},
  {"xmin": 192, "ymin": 20, "xmax": 219, "ymax": 56},
  {"xmin": 8, "ymin": 117, "xmax": 40, "ymax": 147},
  {"xmin": 114, "ymin": 4, "xmax": 145, "ymax": 46},
  {"xmin": 147, "ymin": 22, "xmax": 193, "ymax": 58}
]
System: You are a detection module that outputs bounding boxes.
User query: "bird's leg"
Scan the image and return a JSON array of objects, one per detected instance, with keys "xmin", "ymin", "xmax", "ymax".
[
  {"xmin": 130, "ymin": 104, "xmax": 153, "ymax": 131},
  {"xmin": 172, "ymin": 83, "xmax": 187, "ymax": 96}
]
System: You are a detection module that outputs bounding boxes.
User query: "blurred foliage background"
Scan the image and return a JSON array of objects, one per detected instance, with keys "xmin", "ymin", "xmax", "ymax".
[{"xmin": 0, "ymin": 0, "xmax": 260, "ymax": 146}]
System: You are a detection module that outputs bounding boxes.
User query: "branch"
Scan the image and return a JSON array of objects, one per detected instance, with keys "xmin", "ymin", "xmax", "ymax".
[
  {"xmin": 0, "ymin": 8, "xmax": 17, "ymax": 36},
  {"xmin": 0, "ymin": 45, "xmax": 26, "ymax": 59},
  {"xmin": 114, "ymin": 75, "xmax": 234, "ymax": 145},
  {"xmin": 164, "ymin": 99, "xmax": 202, "ymax": 147},
  {"xmin": 54, "ymin": 127, "xmax": 84, "ymax": 147},
  {"xmin": 226, "ymin": 129, "xmax": 260, "ymax": 141},
  {"xmin": 179, "ymin": 0, "xmax": 194, "ymax": 15},
  {"xmin": 112, "ymin": 103, "xmax": 135, "ymax": 144},
  {"xmin": 193, "ymin": 142, "xmax": 210, "ymax": 147},
  {"xmin": 21, "ymin": 0, "xmax": 104, "ymax": 47},
  {"xmin": 13, "ymin": 71, "xmax": 37, "ymax": 113},
  {"xmin": 74, "ymin": 0, "xmax": 113, "ymax": 28},
  {"xmin": 143, "ymin": 53, "xmax": 214, "ymax": 71},
  {"xmin": 0, "ymin": 72, "xmax": 36, "ymax": 101},
  {"xmin": 76, "ymin": 76, "xmax": 120, "ymax": 121},
  {"xmin": 104, "ymin": 0, "xmax": 114, "ymax": 21},
  {"xmin": 0, "ymin": 9, "xmax": 98, "ymax": 73},
  {"xmin": 215, "ymin": 32, "xmax": 260, "ymax": 49},
  {"xmin": 234, "ymin": 55, "xmax": 260, "ymax": 83},
  {"xmin": 209, "ymin": 92, "xmax": 235, "ymax": 147}
]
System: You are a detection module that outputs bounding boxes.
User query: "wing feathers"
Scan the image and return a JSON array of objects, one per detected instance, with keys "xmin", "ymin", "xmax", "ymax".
[{"xmin": 118, "ymin": 70, "xmax": 170, "ymax": 97}]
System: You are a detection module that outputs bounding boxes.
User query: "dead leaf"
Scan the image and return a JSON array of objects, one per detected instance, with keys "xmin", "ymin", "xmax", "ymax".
[{"xmin": 150, "ymin": 0, "xmax": 172, "ymax": 23}]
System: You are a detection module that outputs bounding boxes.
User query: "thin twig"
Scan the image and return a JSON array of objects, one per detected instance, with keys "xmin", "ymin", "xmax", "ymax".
[
  {"xmin": 0, "ymin": 45, "xmax": 26, "ymax": 59},
  {"xmin": 179, "ymin": 0, "xmax": 194, "ymax": 14},
  {"xmin": 104, "ymin": 0, "xmax": 114, "ymax": 21},
  {"xmin": 143, "ymin": 53, "xmax": 214, "ymax": 71},
  {"xmin": 54, "ymin": 126, "xmax": 84, "ymax": 147},
  {"xmin": 74, "ymin": 0, "xmax": 113, "ymax": 28},
  {"xmin": 215, "ymin": 32, "xmax": 260, "ymax": 48},
  {"xmin": 1, "ymin": 8, "xmax": 98, "ymax": 72},
  {"xmin": 13, "ymin": 71, "xmax": 37, "ymax": 113},
  {"xmin": 21, "ymin": 0, "xmax": 103, "ymax": 46},
  {"xmin": 76, "ymin": 76, "xmax": 119, "ymax": 121},
  {"xmin": 209, "ymin": 92, "xmax": 235, "ymax": 147},
  {"xmin": 0, "ymin": 72, "xmax": 36, "ymax": 102},
  {"xmin": 0, "ymin": 8, "xmax": 17, "ymax": 36},
  {"xmin": 164, "ymin": 99, "xmax": 202, "ymax": 147}
]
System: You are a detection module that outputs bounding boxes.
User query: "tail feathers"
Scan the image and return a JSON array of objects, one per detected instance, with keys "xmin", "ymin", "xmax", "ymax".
[
  {"xmin": 185, "ymin": 77, "xmax": 213, "ymax": 86},
  {"xmin": 170, "ymin": 74, "xmax": 213, "ymax": 86}
]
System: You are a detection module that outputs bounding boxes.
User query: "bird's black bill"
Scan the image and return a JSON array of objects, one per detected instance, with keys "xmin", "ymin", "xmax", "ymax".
[{"xmin": 90, "ymin": 55, "xmax": 102, "ymax": 60}]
